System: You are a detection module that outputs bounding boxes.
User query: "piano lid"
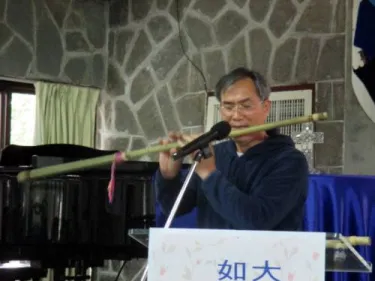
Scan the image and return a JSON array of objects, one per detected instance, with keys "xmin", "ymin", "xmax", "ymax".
[
  {"xmin": 0, "ymin": 143, "xmax": 118, "ymax": 166},
  {"xmin": 0, "ymin": 143, "xmax": 191, "ymax": 175}
]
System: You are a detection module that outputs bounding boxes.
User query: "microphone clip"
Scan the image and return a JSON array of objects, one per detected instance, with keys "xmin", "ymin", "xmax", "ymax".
[
  {"xmin": 173, "ymin": 144, "xmax": 213, "ymax": 162},
  {"xmin": 192, "ymin": 146, "xmax": 212, "ymax": 162}
]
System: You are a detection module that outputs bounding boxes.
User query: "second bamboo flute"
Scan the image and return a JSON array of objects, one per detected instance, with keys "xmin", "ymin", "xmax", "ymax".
[{"xmin": 16, "ymin": 112, "xmax": 328, "ymax": 183}]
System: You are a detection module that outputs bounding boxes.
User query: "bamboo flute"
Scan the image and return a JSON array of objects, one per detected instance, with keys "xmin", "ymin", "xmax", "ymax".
[
  {"xmin": 16, "ymin": 112, "xmax": 328, "ymax": 183},
  {"xmin": 326, "ymin": 236, "xmax": 371, "ymax": 248}
]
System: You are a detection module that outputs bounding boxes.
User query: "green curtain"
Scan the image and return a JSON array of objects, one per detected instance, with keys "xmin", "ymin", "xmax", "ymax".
[{"xmin": 34, "ymin": 81, "xmax": 100, "ymax": 148}]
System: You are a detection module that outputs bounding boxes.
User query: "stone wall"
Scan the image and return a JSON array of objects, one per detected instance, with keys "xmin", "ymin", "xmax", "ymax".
[
  {"xmin": 98, "ymin": 0, "xmax": 346, "ymax": 169},
  {"xmin": 95, "ymin": 0, "xmax": 348, "ymax": 280},
  {"xmin": 0, "ymin": 0, "xmax": 107, "ymax": 88}
]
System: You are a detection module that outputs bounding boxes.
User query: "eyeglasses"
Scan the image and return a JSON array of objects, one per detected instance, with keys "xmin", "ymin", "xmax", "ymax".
[{"xmin": 220, "ymin": 101, "xmax": 263, "ymax": 114}]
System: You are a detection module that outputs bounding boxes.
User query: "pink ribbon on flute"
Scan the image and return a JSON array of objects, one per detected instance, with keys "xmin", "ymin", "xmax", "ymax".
[{"xmin": 107, "ymin": 151, "xmax": 126, "ymax": 203}]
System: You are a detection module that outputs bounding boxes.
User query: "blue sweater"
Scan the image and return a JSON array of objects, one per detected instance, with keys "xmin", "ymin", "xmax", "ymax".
[{"xmin": 154, "ymin": 132, "xmax": 309, "ymax": 231}]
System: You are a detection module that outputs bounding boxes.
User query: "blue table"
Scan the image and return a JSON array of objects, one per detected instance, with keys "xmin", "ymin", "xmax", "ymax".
[{"xmin": 155, "ymin": 174, "xmax": 375, "ymax": 281}]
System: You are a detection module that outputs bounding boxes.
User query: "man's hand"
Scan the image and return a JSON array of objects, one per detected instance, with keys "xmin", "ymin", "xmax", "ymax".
[
  {"xmin": 158, "ymin": 132, "xmax": 184, "ymax": 179},
  {"xmin": 180, "ymin": 134, "xmax": 217, "ymax": 180}
]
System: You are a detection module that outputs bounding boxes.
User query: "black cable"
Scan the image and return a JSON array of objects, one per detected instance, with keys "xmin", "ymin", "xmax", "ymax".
[
  {"xmin": 175, "ymin": 0, "xmax": 209, "ymax": 94},
  {"xmin": 113, "ymin": 261, "xmax": 126, "ymax": 281}
]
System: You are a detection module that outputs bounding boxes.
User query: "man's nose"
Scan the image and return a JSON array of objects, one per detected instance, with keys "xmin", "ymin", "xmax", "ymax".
[{"xmin": 232, "ymin": 108, "xmax": 242, "ymax": 120}]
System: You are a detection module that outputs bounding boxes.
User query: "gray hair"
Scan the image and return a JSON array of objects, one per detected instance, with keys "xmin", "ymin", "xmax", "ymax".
[{"xmin": 214, "ymin": 67, "xmax": 271, "ymax": 101}]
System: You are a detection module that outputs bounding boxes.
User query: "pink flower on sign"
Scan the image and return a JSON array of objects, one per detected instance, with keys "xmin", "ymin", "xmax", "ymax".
[
  {"xmin": 288, "ymin": 272, "xmax": 295, "ymax": 281},
  {"xmin": 159, "ymin": 266, "xmax": 166, "ymax": 276},
  {"xmin": 196, "ymin": 260, "xmax": 201, "ymax": 265},
  {"xmin": 312, "ymin": 252, "xmax": 320, "ymax": 261}
]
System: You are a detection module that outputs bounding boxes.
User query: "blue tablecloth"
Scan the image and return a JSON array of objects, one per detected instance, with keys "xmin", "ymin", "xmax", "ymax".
[{"xmin": 155, "ymin": 174, "xmax": 375, "ymax": 281}]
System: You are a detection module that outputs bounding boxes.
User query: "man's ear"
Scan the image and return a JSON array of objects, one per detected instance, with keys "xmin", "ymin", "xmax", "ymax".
[{"xmin": 262, "ymin": 99, "xmax": 271, "ymax": 115}]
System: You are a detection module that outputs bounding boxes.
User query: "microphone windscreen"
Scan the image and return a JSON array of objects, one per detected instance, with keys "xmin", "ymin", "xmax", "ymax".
[{"xmin": 210, "ymin": 121, "xmax": 231, "ymax": 140}]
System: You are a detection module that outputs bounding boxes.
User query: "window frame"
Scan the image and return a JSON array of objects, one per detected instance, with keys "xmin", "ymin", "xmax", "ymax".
[{"xmin": 0, "ymin": 80, "xmax": 35, "ymax": 149}]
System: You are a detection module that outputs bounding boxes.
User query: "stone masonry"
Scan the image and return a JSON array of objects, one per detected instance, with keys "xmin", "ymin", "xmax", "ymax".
[
  {"xmin": 98, "ymin": 0, "xmax": 346, "ymax": 172},
  {"xmin": 0, "ymin": 0, "xmax": 107, "ymax": 89}
]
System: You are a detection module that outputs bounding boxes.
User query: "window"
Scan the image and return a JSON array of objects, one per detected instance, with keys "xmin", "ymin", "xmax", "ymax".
[
  {"xmin": 264, "ymin": 86, "xmax": 313, "ymax": 136},
  {"xmin": 0, "ymin": 80, "xmax": 36, "ymax": 149}
]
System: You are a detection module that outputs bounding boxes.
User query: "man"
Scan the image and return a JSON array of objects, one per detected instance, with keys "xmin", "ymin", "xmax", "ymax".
[{"xmin": 153, "ymin": 67, "xmax": 309, "ymax": 231}]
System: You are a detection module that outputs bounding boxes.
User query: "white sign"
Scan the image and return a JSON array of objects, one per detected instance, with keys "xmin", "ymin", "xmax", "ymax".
[{"xmin": 148, "ymin": 228, "xmax": 326, "ymax": 281}]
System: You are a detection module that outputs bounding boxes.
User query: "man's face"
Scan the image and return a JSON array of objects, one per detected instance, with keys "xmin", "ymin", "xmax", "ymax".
[{"xmin": 219, "ymin": 78, "xmax": 270, "ymax": 143}]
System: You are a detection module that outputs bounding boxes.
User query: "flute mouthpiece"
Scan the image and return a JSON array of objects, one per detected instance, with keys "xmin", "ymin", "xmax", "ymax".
[{"xmin": 312, "ymin": 112, "xmax": 328, "ymax": 121}]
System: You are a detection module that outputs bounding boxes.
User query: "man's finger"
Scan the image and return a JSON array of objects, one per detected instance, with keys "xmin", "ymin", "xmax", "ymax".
[
  {"xmin": 168, "ymin": 131, "xmax": 177, "ymax": 141},
  {"xmin": 160, "ymin": 138, "xmax": 170, "ymax": 145},
  {"xmin": 191, "ymin": 133, "xmax": 200, "ymax": 140},
  {"xmin": 177, "ymin": 139, "xmax": 186, "ymax": 147},
  {"xmin": 181, "ymin": 134, "xmax": 194, "ymax": 143}
]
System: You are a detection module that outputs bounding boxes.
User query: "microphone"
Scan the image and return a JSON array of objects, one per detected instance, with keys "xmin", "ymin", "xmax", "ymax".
[{"xmin": 172, "ymin": 121, "xmax": 231, "ymax": 161}]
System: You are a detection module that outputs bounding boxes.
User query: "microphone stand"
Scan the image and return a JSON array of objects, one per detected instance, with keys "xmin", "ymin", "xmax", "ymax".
[{"xmin": 139, "ymin": 146, "xmax": 213, "ymax": 281}]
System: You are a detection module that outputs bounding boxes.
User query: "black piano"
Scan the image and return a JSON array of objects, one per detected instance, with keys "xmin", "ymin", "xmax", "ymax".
[{"xmin": 0, "ymin": 144, "xmax": 159, "ymax": 281}]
